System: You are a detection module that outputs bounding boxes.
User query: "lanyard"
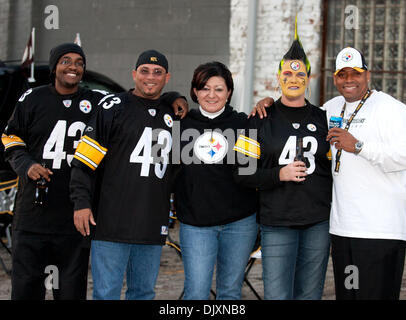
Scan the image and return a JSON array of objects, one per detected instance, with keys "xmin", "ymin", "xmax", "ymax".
[{"xmin": 334, "ymin": 89, "xmax": 372, "ymax": 174}]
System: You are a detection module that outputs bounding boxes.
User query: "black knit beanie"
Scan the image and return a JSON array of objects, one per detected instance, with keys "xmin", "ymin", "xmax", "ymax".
[{"xmin": 49, "ymin": 43, "xmax": 86, "ymax": 81}]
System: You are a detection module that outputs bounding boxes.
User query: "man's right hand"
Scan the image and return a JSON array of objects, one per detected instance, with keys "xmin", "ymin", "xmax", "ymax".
[
  {"xmin": 74, "ymin": 208, "xmax": 96, "ymax": 236},
  {"xmin": 27, "ymin": 163, "xmax": 53, "ymax": 181}
]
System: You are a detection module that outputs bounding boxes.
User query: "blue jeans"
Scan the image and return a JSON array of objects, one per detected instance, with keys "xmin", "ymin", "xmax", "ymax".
[
  {"xmin": 261, "ymin": 220, "xmax": 330, "ymax": 300},
  {"xmin": 180, "ymin": 214, "xmax": 258, "ymax": 300},
  {"xmin": 90, "ymin": 240, "xmax": 162, "ymax": 300}
]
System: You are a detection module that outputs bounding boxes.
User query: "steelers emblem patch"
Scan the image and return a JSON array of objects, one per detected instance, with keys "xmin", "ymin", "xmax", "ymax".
[
  {"xmin": 342, "ymin": 52, "xmax": 353, "ymax": 62},
  {"xmin": 290, "ymin": 61, "xmax": 301, "ymax": 71},
  {"xmin": 194, "ymin": 131, "xmax": 228, "ymax": 164},
  {"xmin": 164, "ymin": 114, "xmax": 173, "ymax": 127},
  {"xmin": 307, "ymin": 123, "xmax": 317, "ymax": 132},
  {"xmin": 79, "ymin": 100, "xmax": 92, "ymax": 114}
]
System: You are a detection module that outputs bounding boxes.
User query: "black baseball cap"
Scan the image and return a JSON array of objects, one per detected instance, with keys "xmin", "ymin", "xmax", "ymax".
[{"xmin": 135, "ymin": 50, "xmax": 168, "ymax": 72}]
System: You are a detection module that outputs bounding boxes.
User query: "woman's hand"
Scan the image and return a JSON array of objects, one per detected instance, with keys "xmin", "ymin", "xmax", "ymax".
[{"xmin": 279, "ymin": 161, "xmax": 307, "ymax": 182}]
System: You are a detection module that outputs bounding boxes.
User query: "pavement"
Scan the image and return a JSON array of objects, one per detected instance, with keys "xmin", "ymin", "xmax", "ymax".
[{"xmin": 1, "ymin": 222, "xmax": 406, "ymax": 300}]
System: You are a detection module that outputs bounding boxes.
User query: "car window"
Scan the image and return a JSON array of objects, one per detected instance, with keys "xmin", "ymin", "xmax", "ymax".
[{"xmin": 80, "ymin": 78, "xmax": 122, "ymax": 93}]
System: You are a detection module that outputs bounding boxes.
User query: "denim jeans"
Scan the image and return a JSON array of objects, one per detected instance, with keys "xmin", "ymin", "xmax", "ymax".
[
  {"xmin": 261, "ymin": 220, "xmax": 330, "ymax": 300},
  {"xmin": 180, "ymin": 213, "xmax": 258, "ymax": 300},
  {"xmin": 90, "ymin": 240, "xmax": 162, "ymax": 300}
]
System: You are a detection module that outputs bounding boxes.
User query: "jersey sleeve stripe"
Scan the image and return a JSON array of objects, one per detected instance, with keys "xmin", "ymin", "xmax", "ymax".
[
  {"xmin": 233, "ymin": 146, "xmax": 260, "ymax": 159},
  {"xmin": 1, "ymin": 134, "xmax": 26, "ymax": 150},
  {"xmin": 233, "ymin": 135, "xmax": 260, "ymax": 158},
  {"xmin": 73, "ymin": 153, "xmax": 98, "ymax": 171},
  {"xmin": 238, "ymin": 134, "xmax": 260, "ymax": 147},
  {"xmin": 74, "ymin": 135, "xmax": 107, "ymax": 170},
  {"xmin": 81, "ymin": 136, "xmax": 107, "ymax": 154}
]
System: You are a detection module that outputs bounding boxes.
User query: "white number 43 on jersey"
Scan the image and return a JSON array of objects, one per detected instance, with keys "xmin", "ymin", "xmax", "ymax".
[
  {"xmin": 279, "ymin": 136, "xmax": 318, "ymax": 175},
  {"xmin": 43, "ymin": 120, "xmax": 86, "ymax": 169}
]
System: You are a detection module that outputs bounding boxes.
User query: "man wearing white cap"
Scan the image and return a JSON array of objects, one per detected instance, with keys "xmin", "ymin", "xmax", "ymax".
[{"xmin": 324, "ymin": 47, "xmax": 406, "ymax": 300}]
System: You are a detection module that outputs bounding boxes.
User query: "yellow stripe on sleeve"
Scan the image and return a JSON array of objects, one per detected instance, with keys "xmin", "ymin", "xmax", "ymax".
[
  {"xmin": 1, "ymin": 134, "xmax": 26, "ymax": 150},
  {"xmin": 73, "ymin": 135, "xmax": 107, "ymax": 170},
  {"xmin": 233, "ymin": 134, "xmax": 260, "ymax": 159}
]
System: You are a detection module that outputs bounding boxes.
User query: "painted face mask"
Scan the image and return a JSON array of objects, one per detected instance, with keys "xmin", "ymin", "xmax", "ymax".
[
  {"xmin": 279, "ymin": 59, "xmax": 308, "ymax": 99},
  {"xmin": 277, "ymin": 15, "xmax": 311, "ymax": 100}
]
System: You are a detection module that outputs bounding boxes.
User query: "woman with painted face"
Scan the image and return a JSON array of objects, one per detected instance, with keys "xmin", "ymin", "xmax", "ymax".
[
  {"xmin": 233, "ymin": 25, "xmax": 332, "ymax": 300},
  {"xmin": 174, "ymin": 61, "xmax": 258, "ymax": 300}
]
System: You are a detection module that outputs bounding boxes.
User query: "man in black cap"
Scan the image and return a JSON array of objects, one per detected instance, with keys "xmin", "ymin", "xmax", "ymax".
[
  {"xmin": 69, "ymin": 49, "xmax": 183, "ymax": 300},
  {"xmin": 1, "ymin": 42, "xmax": 102, "ymax": 300}
]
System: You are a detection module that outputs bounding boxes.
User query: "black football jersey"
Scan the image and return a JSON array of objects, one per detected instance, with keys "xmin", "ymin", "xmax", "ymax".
[
  {"xmin": 2, "ymin": 85, "xmax": 107, "ymax": 234},
  {"xmin": 70, "ymin": 91, "xmax": 176, "ymax": 244},
  {"xmin": 234, "ymin": 99, "xmax": 332, "ymax": 226}
]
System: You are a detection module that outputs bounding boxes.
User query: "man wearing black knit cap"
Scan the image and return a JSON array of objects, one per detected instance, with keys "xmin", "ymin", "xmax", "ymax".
[{"xmin": 1, "ymin": 42, "xmax": 104, "ymax": 300}]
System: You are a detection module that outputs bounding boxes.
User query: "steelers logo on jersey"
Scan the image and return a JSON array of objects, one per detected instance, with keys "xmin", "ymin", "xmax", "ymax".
[
  {"xmin": 194, "ymin": 131, "xmax": 229, "ymax": 164},
  {"xmin": 164, "ymin": 114, "xmax": 173, "ymax": 127},
  {"xmin": 307, "ymin": 123, "xmax": 317, "ymax": 132},
  {"xmin": 79, "ymin": 100, "xmax": 92, "ymax": 114}
]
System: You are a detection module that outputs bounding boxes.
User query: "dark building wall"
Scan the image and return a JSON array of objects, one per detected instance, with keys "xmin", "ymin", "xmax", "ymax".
[
  {"xmin": 3, "ymin": 0, "xmax": 32, "ymax": 62},
  {"xmin": 5, "ymin": 0, "xmax": 230, "ymax": 98}
]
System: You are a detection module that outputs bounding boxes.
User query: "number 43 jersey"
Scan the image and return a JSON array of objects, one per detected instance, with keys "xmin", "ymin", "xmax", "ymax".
[
  {"xmin": 234, "ymin": 99, "xmax": 332, "ymax": 227},
  {"xmin": 70, "ymin": 91, "xmax": 175, "ymax": 245},
  {"xmin": 2, "ymin": 85, "xmax": 106, "ymax": 234}
]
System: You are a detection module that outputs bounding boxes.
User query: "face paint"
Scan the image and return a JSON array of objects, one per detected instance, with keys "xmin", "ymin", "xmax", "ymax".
[
  {"xmin": 278, "ymin": 59, "xmax": 308, "ymax": 100},
  {"xmin": 290, "ymin": 61, "xmax": 300, "ymax": 71}
]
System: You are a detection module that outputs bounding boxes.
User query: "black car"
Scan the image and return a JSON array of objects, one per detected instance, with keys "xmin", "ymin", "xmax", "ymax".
[{"xmin": 0, "ymin": 62, "xmax": 126, "ymax": 173}]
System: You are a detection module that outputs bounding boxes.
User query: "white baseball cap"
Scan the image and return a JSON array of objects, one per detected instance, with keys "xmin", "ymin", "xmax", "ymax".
[{"xmin": 334, "ymin": 47, "xmax": 368, "ymax": 75}]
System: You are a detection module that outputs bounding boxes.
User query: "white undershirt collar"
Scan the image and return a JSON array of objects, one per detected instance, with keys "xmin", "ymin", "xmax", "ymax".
[{"xmin": 199, "ymin": 105, "xmax": 226, "ymax": 119}]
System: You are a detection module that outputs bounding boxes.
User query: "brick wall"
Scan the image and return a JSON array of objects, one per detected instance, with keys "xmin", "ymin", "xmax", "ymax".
[{"xmin": 230, "ymin": 0, "xmax": 323, "ymax": 112}]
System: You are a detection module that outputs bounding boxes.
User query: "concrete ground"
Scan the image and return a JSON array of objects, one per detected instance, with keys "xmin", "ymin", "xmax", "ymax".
[{"xmin": 1, "ymin": 222, "xmax": 406, "ymax": 300}]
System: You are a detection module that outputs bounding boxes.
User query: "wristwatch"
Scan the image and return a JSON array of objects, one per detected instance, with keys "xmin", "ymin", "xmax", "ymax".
[{"xmin": 354, "ymin": 140, "xmax": 364, "ymax": 154}]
